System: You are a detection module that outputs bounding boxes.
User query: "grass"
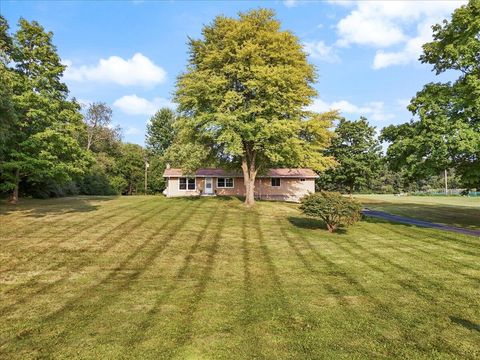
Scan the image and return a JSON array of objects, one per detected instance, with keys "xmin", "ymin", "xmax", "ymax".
[
  {"xmin": 0, "ymin": 196, "xmax": 479, "ymax": 359},
  {"xmin": 355, "ymin": 194, "xmax": 480, "ymax": 230}
]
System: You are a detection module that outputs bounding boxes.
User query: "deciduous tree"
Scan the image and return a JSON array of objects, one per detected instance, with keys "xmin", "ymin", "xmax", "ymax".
[
  {"xmin": 382, "ymin": 0, "xmax": 480, "ymax": 189},
  {"xmin": 174, "ymin": 9, "xmax": 335, "ymax": 205},
  {"xmin": 0, "ymin": 18, "xmax": 90, "ymax": 204},
  {"xmin": 318, "ymin": 117, "xmax": 382, "ymax": 194}
]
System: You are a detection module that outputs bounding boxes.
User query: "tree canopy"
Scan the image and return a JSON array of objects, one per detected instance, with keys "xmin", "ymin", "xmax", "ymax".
[
  {"xmin": 0, "ymin": 18, "xmax": 90, "ymax": 203},
  {"xmin": 173, "ymin": 9, "xmax": 336, "ymax": 205},
  {"xmin": 382, "ymin": 0, "xmax": 480, "ymax": 189},
  {"xmin": 318, "ymin": 117, "xmax": 382, "ymax": 194}
]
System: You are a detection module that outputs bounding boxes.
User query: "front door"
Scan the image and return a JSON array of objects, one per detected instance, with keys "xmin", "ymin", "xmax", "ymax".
[{"xmin": 205, "ymin": 177, "xmax": 213, "ymax": 194}]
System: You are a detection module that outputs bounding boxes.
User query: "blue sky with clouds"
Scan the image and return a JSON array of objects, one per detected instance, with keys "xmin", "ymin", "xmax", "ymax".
[{"xmin": 2, "ymin": 0, "xmax": 464, "ymax": 145}]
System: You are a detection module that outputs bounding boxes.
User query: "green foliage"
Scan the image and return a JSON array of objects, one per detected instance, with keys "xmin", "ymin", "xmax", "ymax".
[
  {"xmin": 145, "ymin": 107, "xmax": 177, "ymax": 193},
  {"xmin": 174, "ymin": 9, "xmax": 335, "ymax": 204},
  {"xmin": 382, "ymin": 0, "xmax": 480, "ymax": 189},
  {"xmin": 83, "ymin": 102, "xmax": 115, "ymax": 152},
  {"xmin": 300, "ymin": 191, "xmax": 362, "ymax": 232},
  {"xmin": 146, "ymin": 108, "xmax": 177, "ymax": 156},
  {"xmin": 146, "ymin": 156, "xmax": 166, "ymax": 194},
  {"xmin": 0, "ymin": 17, "xmax": 90, "ymax": 202},
  {"xmin": 318, "ymin": 117, "xmax": 382, "ymax": 193},
  {"xmin": 117, "ymin": 143, "xmax": 145, "ymax": 195}
]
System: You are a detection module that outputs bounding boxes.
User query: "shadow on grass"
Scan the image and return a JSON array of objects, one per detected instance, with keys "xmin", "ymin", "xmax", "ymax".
[
  {"xmin": 359, "ymin": 200, "xmax": 480, "ymax": 230},
  {"xmin": 288, "ymin": 216, "xmax": 347, "ymax": 234},
  {"xmin": 0, "ymin": 196, "xmax": 116, "ymax": 218},
  {"xmin": 450, "ymin": 316, "xmax": 480, "ymax": 332}
]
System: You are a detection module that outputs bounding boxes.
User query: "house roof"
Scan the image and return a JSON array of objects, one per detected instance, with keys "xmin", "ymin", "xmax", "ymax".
[{"xmin": 163, "ymin": 168, "xmax": 318, "ymax": 178}]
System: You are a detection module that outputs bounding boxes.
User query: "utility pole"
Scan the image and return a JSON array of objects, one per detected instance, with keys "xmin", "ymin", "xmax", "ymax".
[
  {"xmin": 444, "ymin": 169, "xmax": 448, "ymax": 195},
  {"xmin": 145, "ymin": 160, "xmax": 149, "ymax": 195}
]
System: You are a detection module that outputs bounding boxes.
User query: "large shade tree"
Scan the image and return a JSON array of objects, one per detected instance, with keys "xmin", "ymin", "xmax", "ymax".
[
  {"xmin": 173, "ymin": 9, "xmax": 335, "ymax": 205},
  {"xmin": 382, "ymin": 0, "xmax": 480, "ymax": 189},
  {"xmin": 0, "ymin": 18, "xmax": 89, "ymax": 204}
]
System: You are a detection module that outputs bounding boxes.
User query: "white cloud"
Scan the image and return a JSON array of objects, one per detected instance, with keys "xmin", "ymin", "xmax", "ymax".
[
  {"xmin": 373, "ymin": 20, "xmax": 433, "ymax": 69},
  {"xmin": 303, "ymin": 41, "xmax": 340, "ymax": 63},
  {"xmin": 283, "ymin": 0, "xmax": 298, "ymax": 8},
  {"xmin": 125, "ymin": 127, "xmax": 142, "ymax": 135},
  {"xmin": 307, "ymin": 98, "xmax": 394, "ymax": 122},
  {"xmin": 332, "ymin": 1, "xmax": 466, "ymax": 68},
  {"xmin": 63, "ymin": 53, "xmax": 166, "ymax": 87},
  {"xmin": 113, "ymin": 94, "xmax": 174, "ymax": 116}
]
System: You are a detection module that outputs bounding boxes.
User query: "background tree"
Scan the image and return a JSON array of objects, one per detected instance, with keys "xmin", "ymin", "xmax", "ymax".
[
  {"xmin": 382, "ymin": 0, "xmax": 480, "ymax": 189},
  {"xmin": 83, "ymin": 102, "xmax": 114, "ymax": 151},
  {"xmin": 0, "ymin": 16, "xmax": 17, "ymax": 164},
  {"xmin": 146, "ymin": 108, "xmax": 176, "ymax": 155},
  {"xmin": 117, "ymin": 143, "xmax": 145, "ymax": 195},
  {"xmin": 0, "ymin": 18, "xmax": 90, "ymax": 204},
  {"xmin": 317, "ymin": 117, "xmax": 382, "ymax": 194},
  {"xmin": 174, "ymin": 9, "xmax": 335, "ymax": 205},
  {"xmin": 145, "ymin": 108, "xmax": 177, "ymax": 193}
]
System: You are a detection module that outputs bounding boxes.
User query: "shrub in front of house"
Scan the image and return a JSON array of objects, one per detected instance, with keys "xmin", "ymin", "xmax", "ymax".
[{"xmin": 300, "ymin": 191, "xmax": 362, "ymax": 232}]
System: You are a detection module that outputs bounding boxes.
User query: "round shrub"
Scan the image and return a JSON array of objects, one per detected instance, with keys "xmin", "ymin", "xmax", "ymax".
[{"xmin": 300, "ymin": 191, "xmax": 362, "ymax": 232}]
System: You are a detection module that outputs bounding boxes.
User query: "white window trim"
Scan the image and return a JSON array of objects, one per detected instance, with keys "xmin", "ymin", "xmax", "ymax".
[
  {"xmin": 178, "ymin": 177, "xmax": 196, "ymax": 191},
  {"xmin": 271, "ymin": 178, "xmax": 281, "ymax": 187},
  {"xmin": 217, "ymin": 177, "xmax": 235, "ymax": 188}
]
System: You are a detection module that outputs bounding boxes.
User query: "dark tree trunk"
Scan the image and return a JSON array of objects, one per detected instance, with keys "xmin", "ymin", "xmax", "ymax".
[{"xmin": 8, "ymin": 169, "xmax": 20, "ymax": 205}]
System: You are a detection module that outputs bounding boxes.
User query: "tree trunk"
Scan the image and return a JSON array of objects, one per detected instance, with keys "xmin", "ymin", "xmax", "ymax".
[
  {"xmin": 8, "ymin": 169, "xmax": 20, "ymax": 205},
  {"xmin": 241, "ymin": 149, "xmax": 257, "ymax": 206}
]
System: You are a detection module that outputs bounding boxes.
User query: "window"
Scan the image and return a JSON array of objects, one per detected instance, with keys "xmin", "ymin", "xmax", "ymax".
[
  {"xmin": 271, "ymin": 178, "xmax": 281, "ymax": 187},
  {"xmin": 217, "ymin": 177, "xmax": 234, "ymax": 188},
  {"xmin": 179, "ymin": 177, "xmax": 195, "ymax": 190},
  {"xmin": 300, "ymin": 178, "xmax": 306, "ymax": 182}
]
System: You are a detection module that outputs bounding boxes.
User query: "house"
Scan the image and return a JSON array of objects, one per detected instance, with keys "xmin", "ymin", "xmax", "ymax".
[{"xmin": 163, "ymin": 168, "xmax": 318, "ymax": 202}]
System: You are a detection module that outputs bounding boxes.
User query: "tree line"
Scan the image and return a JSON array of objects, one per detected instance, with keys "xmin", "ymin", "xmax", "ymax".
[
  {"xmin": 0, "ymin": 16, "xmax": 149, "ymax": 203},
  {"xmin": 2, "ymin": 2, "xmax": 478, "ymax": 205}
]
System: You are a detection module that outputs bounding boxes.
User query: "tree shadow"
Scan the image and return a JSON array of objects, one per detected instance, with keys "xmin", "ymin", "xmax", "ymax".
[
  {"xmin": 0, "ymin": 196, "xmax": 116, "ymax": 218},
  {"xmin": 287, "ymin": 216, "xmax": 347, "ymax": 234},
  {"xmin": 450, "ymin": 316, "xmax": 480, "ymax": 332}
]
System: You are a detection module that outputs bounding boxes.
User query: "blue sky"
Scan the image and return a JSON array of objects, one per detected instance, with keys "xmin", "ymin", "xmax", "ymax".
[{"xmin": 2, "ymin": 0, "xmax": 464, "ymax": 145}]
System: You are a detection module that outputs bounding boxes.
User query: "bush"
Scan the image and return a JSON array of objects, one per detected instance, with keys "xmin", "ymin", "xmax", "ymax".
[{"xmin": 300, "ymin": 191, "xmax": 362, "ymax": 232}]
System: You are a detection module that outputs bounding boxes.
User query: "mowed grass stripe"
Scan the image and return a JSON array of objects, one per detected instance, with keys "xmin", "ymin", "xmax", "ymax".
[
  {"xmin": 0, "ymin": 198, "xmax": 153, "ymax": 271},
  {"xmin": 0, "ymin": 196, "xmax": 134, "ymax": 240},
  {"xmin": 127, "ymin": 200, "xmax": 232, "ymax": 359},
  {"xmin": 1, "ymin": 198, "xmax": 204, "ymax": 353},
  {"xmin": 279, "ymin": 212, "xmax": 477, "ymax": 358},
  {"xmin": 365, "ymin": 218, "xmax": 480, "ymax": 257},
  {"xmin": 0, "ymin": 199, "xmax": 171, "ymax": 315},
  {"xmin": 355, "ymin": 221, "xmax": 480, "ymax": 282},
  {"xmin": 0, "ymin": 197, "xmax": 478, "ymax": 359},
  {"xmin": 121, "ymin": 206, "xmax": 223, "ymax": 352}
]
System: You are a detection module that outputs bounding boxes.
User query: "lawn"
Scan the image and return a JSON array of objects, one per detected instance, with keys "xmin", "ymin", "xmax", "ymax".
[
  {"xmin": 355, "ymin": 194, "xmax": 480, "ymax": 230},
  {"xmin": 0, "ymin": 196, "xmax": 479, "ymax": 359}
]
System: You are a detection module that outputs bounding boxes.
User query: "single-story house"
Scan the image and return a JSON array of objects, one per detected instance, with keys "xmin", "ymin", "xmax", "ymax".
[{"xmin": 163, "ymin": 167, "xmax": 318, "ymax": 202}]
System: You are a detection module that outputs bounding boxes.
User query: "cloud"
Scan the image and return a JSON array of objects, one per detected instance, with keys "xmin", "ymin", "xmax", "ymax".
[
  {"xmin": 372, "ymin": 20, "xmax": 433, "ymax": 69},
  {"xmin": 303, "ymin": 41, "xmax": 340, "ymax": 63},
  {"xmin": 283, "ymin": 0, "xmax": 298, "ymax": 8},
  {"xmin": 113, "ymin": 95, "xmax": 174, "ymax": 116},
  {"xmin": 331, "ymin": 1, "xmax": 466, "ymax": 68},
  {"xmin": 125, "ymin": 127, "xmax": 142, "ymax": 135},
  {"xmin": 63, "ymin": 53, "xmax": 166, "ymax": 87},
  {"xmin": 307, "ymin": 98, "xmax": 394, "ymax": 122}
]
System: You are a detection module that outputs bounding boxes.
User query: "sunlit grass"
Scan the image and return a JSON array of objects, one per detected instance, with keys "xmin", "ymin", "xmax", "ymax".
[
  {"xmin": 0, "ymin": 196, "xmax": 479, "ymax": 359},
  {"xmin": 355, "ymin": 194, "xmax": 480, "ymax": 230}
]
